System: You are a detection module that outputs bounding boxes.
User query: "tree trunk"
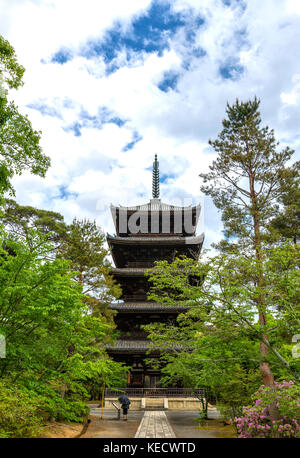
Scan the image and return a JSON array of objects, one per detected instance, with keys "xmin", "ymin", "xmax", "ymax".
[
  {"xmin": 249, "ymin": 170, "xmax": 274, "ymax": 387},
  {"xmin": 259, "ymin": 341, "xmax": 274, "ymax": 386},
  {"xmin": 248, "ymin": 169, "xmax": 284, "ymax": 425}
]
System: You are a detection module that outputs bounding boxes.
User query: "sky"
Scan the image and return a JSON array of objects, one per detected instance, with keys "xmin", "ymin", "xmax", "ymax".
[{"xmin": 1, "ymin": 0, "xmax": 300, "ymax": 250}]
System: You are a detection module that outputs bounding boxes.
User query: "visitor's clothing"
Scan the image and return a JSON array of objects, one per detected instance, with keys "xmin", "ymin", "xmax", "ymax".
[{"xmin": 118, "ymin": 394, "xmax": 131, "ymax": 414}]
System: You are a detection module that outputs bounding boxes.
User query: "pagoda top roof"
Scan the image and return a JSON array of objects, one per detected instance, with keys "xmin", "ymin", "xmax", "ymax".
[
  {"xmin": 111, "ymin": 199, "xmax": 201, "ymax": 213},
  {"xmin": 110, "ymin": 198, "xmax": 201, "ymax": 237}
]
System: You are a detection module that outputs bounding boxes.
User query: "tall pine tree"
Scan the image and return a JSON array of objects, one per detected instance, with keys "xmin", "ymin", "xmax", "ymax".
[{"xmin": 200, "ymin": 97, "xmax": 298, "ymax": 386}]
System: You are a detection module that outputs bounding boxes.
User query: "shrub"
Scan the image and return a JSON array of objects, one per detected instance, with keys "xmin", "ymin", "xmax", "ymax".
[
  {"xmin": 0, "ymin": 379, "xmax": 44, "ymax": 438},
  {"xmin": 38, "ymin": 388, "xmax": 88, "ymax": 423},
  {"xmin": 234, "ymin": 380, "xmax": 300, "ymax": 438}
]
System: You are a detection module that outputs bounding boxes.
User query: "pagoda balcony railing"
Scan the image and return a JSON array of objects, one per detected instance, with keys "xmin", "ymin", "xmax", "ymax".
[{"xmin": 105, "ymin": 387, "xmax": 205, "ymax": 398}]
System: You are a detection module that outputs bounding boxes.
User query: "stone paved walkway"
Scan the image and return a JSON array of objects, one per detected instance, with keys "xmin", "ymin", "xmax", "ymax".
[{"xmin": 135, "ymin": 411, "xmax": 176, "ymax": 438}]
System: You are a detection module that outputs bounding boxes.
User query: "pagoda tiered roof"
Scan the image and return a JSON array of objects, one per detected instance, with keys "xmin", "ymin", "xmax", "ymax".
[
  {"xmin": 107, "ymin": 233, "xmax": 204, "ymax": 268},
  {"xmin": 107, "ymin": 233, "xmax": 204, "ymax": 245}
]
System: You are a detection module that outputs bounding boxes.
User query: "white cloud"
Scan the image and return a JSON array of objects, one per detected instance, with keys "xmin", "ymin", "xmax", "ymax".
[
  {"xmin": 286, "ymin": 0, "xmax": 300, "ymax": 15},
  {"xmin": 1, "ymin": 0, "xmax": 152, "ymax": 63},
  {"xmin": 2, "ymin": 0, "xmax": 300, "ymax": 255},
  {"xmin": 281, "ymin": 75, "xmax": 300, "ymax": 105}
]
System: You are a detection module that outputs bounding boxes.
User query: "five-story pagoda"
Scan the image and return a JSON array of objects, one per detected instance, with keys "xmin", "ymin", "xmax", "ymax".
[{"xmin": 106, "ymin": 156, "xmax": 204, "ymax": 388}]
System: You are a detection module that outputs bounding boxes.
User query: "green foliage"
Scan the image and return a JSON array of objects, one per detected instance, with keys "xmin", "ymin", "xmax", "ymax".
[
  {"xmin": 0, "ymin": 100, "xmax": 50, "ymax": 195},
  {"xmin": 58, "ymin": 218, "xmax": 121, "ymax": 317},
  {"xmin": 200, "ymin": 97, "xmax": 297, "ymax": 252},
  {"xmin": 199, "ymin": 97, "xmax": 299, "ymax": 388},
  {"xmin": 144, "ymin": 243, "xmax": 300, "ymax": 409},
  {"xmin": 0, "ymin": 34, "xmax": 50, "ymax": 196},
  {"xmin": 1, "ymin": 199, "xmax": 67, "ymax": 244},
  {"xmin": 268, "ymin": 169, "xmax": 300, "ymax": 244},
  {"xmin": 217, "ymin": 370, "xmax": 261, "ymax": 421},
  {"xmin": 196, "ymin": 409, "xmax": 207, "ymax": 425},
  {"xmin": 0, "ymin": 35, "xmax": 25, "ymax": 90},
  {"xmin": 0, "ymin": 379, "xmax": 44, "ymax": 438},
  {"xmin": 0, "ymin": 35, "xmax": 126, "ymax": 437},
  {"xmin": 0, "ymin": 228, "xmax": 127, "ymax": 436}
]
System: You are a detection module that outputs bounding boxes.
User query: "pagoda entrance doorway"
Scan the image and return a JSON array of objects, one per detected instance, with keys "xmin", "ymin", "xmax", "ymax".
[
  {"xmin": 127, "ymin": 363, "xmax": 162, "ymax": 388},
  {"xmin": 130, "ymin": 371, "xmax": 144, "ymax": 387},
  {"xmin": 129, "ymin": 372, "xmax": 161, "ymax": 388}
]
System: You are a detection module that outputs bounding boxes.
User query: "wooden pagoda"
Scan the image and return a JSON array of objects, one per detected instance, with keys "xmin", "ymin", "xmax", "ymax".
[{"xmin": 106, "ymin": 155, "xmax": 204, "ymax": 388}]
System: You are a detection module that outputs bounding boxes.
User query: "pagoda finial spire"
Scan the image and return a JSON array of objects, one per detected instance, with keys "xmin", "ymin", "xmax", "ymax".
[{"xmin": 152, "ymin": 154, "xmax": 160, "ymax": 199}]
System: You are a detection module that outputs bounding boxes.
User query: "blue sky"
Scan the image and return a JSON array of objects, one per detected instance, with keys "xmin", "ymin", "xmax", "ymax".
[{"xmin": 1, "ymin": 0, "xmax": 300, "ymax": 250}]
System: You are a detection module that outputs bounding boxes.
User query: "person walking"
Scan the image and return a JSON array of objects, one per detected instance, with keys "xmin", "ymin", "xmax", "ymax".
[{"xmin": 118, "ymin": 394, "xmax": 131, "ymax": 421}]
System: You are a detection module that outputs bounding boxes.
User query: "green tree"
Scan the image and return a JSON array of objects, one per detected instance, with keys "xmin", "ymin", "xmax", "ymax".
[
  {"xmin": 0, "ymin": 228, "xmax": 127, "ymax": 433},
  {"xmin": 144, "ymin": 246, "xmax": 300, "ymax": 411},
  {"xmin": 1, "ymin": 199, "xmax": 67, "ymax": 247},
  {"xmin": 0, "ymin": 35, "xmax": 50, "ymax": 196},
  {"xmin": 1, "ymin": 206, "xmax": 120, "ymax": 317},
  {"xmin": 0, "ymin": 378, "xmax": 44, "ymax": 438},
  {"xmin": 59, "ymin": 218, "xmax": 121, "ymax": 318},
  {"xmin": 268, "ymin": 171, "xmax": 300, "ymax": 244},
  {"xmin": 0, "ymin": 35, "xmax": 24, "ymax": 89},
  {"xmin": 199, "ymin": 97, "xmax": 298, "ymax": 386}
]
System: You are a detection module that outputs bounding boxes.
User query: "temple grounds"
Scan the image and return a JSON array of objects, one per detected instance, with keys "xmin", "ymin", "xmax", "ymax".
[{"xmin": 77, "ymin": 406, "xmax": 236, "ymax": 439}]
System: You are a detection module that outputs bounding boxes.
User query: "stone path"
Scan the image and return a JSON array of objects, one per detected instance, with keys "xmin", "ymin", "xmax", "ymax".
[{"xmin": 135, "ymin": 411, "xmax": 176, "ymax": 438}]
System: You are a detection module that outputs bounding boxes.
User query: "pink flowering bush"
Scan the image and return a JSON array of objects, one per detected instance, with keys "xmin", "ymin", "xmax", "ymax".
[{"xmin": 234, "ymin": 380, "xmax": 300, "ymax": 438}]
